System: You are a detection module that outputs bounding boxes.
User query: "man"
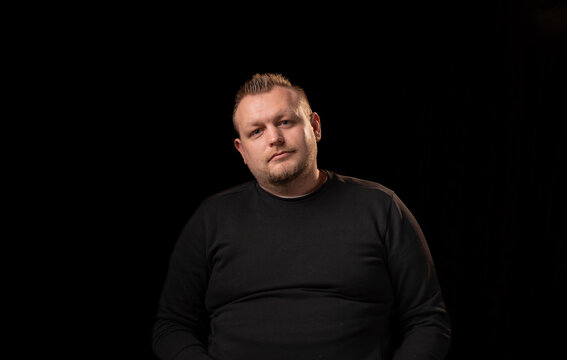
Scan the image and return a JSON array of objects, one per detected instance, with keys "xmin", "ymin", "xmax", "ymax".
[{"xmin": 152, "ymin": 73, "xmax": 452, "ymax": 359}]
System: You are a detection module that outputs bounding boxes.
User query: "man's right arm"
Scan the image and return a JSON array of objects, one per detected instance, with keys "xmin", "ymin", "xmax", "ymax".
[{"xmin": 152, "ymin": 207, "xmax": 213, "ymax": 360}]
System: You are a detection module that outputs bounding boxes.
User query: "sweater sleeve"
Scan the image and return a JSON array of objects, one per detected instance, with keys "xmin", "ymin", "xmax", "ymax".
[
  {"xmin": 384, "ymin": 193, "xmax": 452, "ymax": 360},
  {"xmin": 152, "ymin": 205, "xmax": 213, "ymax": 360}
]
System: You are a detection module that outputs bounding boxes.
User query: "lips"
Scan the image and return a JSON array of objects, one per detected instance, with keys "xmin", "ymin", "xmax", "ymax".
[{"xmin": 269, "ymin": 150, "xmax": 293, "ymax": 162}]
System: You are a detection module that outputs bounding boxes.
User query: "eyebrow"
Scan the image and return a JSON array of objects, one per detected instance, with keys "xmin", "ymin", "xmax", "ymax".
[{"xmin": 243, "ymin": 112, "xmax": 292, "ymax": 129}]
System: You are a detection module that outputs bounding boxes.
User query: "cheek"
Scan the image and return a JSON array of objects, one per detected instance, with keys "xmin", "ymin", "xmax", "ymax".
[
  {"xmin": 243, "ymin": 144, "xmax": 265, "ymax": 163},
  {"xmin": 298, "ymin": 130, "xmax": 315, "ymax": 148}
]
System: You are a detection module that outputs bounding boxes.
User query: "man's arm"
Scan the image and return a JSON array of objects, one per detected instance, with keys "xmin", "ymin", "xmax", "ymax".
[
  {"xmin": 152, "ymin": 206, "xmax": 213, "ymax": 360},
  {"xmin": 385, "ymin": 193, "xmax": 452, "ymax": 360}
]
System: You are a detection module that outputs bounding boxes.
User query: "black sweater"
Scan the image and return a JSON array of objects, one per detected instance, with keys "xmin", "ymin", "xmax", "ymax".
[{"xmin": 152, "ymin": 171, "xmax": 451, "ymax": 360}]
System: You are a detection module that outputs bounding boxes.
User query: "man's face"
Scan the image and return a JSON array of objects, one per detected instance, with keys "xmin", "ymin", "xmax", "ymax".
[{"xmin": 234, "ymin": 86, "xmax": 321, "ymax": 187}]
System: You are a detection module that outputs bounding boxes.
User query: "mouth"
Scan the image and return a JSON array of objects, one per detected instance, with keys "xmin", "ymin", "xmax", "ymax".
[{"xmin": 269, "ymin": 150, "xmax": 293, "ymax": 162}]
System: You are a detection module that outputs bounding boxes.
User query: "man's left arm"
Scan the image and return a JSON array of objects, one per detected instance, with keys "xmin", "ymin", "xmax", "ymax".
[{"xmin": 385, "ymin": 193, "xmax": 452, "ymax": 360}]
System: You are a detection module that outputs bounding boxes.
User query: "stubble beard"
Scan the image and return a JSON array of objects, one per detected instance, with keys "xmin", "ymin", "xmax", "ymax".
[
  {"xmin": 265, "ymin": 145, "xmax": 317, "ymax": 186},
  {"xmin": 267, "ymin": 160, "xmax": 306, "ymax": 185}
]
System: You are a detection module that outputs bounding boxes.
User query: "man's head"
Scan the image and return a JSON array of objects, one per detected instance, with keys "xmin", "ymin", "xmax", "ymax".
[{"xmin": 233, "ymin": 73, "xmax": 321, "ymax": 189}]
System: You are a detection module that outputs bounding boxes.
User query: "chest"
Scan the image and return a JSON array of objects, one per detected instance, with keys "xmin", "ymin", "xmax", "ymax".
[{"xmin": 205, "ymin": 206, "xmax": 394, "ymax": 310}]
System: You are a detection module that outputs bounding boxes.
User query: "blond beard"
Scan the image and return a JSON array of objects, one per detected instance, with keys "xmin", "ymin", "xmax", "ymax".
[
  {"xmin": 266, "ymin": 145, "xmax": 317, "ymax": 186},
  {"xmin": 267, "ymin": 160, "xmax": 307, "ymax": 185}
]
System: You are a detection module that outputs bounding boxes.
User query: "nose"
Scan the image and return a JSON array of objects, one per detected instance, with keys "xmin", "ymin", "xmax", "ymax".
[{"xmin": 268, "ymin": 126, "xmax": 284, "ymax": 146}]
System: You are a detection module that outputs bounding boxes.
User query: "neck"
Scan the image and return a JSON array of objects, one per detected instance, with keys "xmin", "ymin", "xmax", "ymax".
[{"xmin": 259, "ymin": 168, "xmax": 326, "ymax": 198}]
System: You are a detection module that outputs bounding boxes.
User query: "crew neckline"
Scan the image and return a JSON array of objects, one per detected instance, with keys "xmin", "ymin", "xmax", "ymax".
[{"xmin": 255, "ymin": 170, "xmax": 334, "ymax": 202}]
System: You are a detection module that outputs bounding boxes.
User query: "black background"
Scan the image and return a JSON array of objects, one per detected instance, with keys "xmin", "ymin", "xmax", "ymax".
[{"xmin": 41, "ymin": 1, "xmax": 566, "ymax": 359}]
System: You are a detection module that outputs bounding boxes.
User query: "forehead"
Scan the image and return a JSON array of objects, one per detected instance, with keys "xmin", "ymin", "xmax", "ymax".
[{"xmin": 235, "ymin": 86, "xmax": 301, "ymax": 126}]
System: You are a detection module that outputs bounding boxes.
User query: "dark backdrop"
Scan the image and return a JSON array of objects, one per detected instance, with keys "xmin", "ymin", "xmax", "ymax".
[{"xmin": 60, "ymin": 1, "xmax": 566, "ymax": 359}]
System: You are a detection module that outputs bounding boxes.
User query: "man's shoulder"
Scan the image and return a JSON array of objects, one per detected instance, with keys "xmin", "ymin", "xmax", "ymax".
[
  {"xmin": 331, "ymin": 171, "xmax": 396, "ymax": 198},
  {"xmin": 201, "ymin": 180, "xmax": 256, "ymax": 206}
]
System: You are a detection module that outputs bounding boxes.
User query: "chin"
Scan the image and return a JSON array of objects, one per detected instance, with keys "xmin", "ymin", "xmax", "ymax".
[{"xmin": 267, "ymin": 162, "xmax": 305, "ymax": 185}]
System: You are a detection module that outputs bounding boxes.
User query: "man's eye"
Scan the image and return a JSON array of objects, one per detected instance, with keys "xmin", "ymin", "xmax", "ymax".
[
  {"xmin": 251, "ymin": 129, "xmax": 261, "ymax": 136},
  {"xmin": 280, "ymin": 120, "xmax": 290, "ymax": 126}
]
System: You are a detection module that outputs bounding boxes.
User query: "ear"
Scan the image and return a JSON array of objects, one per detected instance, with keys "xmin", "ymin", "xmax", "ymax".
[
  {"xmin": 311, "ymin": 112, "xmax": 322, "ymax": 142},
  {"xmin": 234, "ymin": 138, "xmax": 247, "ymax": 164}
]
